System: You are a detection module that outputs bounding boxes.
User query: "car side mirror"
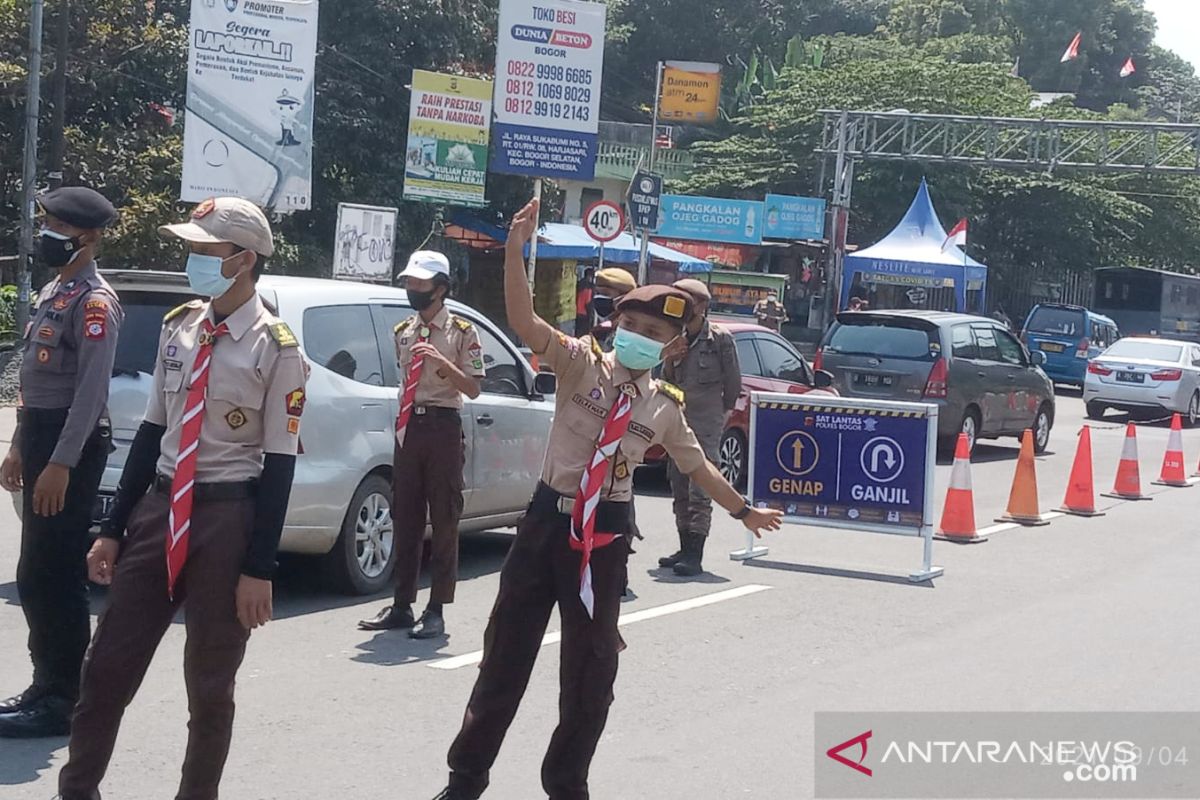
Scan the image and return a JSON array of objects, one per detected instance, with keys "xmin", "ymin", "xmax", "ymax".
[
  {"xmin": 813, "ymin": 369, "xmax": 834, "ymax": 389},
  {"xmin": 533, "ymin": 371, "xmax": 557, "ymax": 396},
  {"xmin": 1030, "ymin": 350, "xmax": 1047, "ymax": 367}
]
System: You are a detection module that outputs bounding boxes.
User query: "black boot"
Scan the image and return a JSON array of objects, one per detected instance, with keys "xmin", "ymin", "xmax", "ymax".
[
  {"xmin": 658, "ymin": 531, "xmax": 687, "ymax": 568},
  {"xmin": 357, "ymin": 604, "xmax": 415, "ymax": 631},
  {"xmin": 410, "ymin": 607, "xmax": 445, "ymax": 639},
  {"xmin": 672, "ymin": 532, "xmax": 706, "ymax": 577}
]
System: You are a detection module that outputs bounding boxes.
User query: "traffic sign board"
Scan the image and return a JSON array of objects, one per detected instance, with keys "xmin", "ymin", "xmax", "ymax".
[
  {"xmin": 584, "ymin": 200, "xmax": 625, "ymax": 243},
  {"xmin": 629, "ymin": 171, "xmax": 662, "ymax": 230}
]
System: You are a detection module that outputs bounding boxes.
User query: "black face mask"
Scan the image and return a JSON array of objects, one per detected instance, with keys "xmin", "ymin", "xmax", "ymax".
[
  {"xmin": 408, "ymin": 288, "xmax": 438, "ymax": 311},
  {"xmin": 592, "ymin": 295, "xmax": 615, "ymax": 319},
  {"xmin": 37, "ymin": 230, "xmax": 84, "ymax": 269}
]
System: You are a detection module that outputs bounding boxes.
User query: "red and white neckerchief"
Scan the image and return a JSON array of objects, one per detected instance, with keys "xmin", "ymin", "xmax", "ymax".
[
  {"xmin": 166, "ymin": 318, "xmax": 228, "ymax": 600},
  {"xmin": 569, "ymin": 381, "xmax": 637, "ymax": 618},
  {"xmin": 395, "ymin": 323, "xmax": 431, "ymax": 447}
]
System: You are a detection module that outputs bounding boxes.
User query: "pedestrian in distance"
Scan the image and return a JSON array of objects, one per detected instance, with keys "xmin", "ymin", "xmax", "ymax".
[
  {"xmin": 0, "ymin": 187, "xmax": 123, "ymax": 739},
  {"xmin": 659, "ymin": 278, "xmax": 742, "ymax": 577},
  {"xmin": 428, "ymin": 198, "xmax": 782, "ymax": 800},
  {"xmin": 588, "ymin": 266, "xmax": 637, "ymax": 350},
  {"xmin": 56, "ymin": 197, "xmax": 307, "ymax": 799},
  {"xmin": 358, "ymin": 250, "xmax": 484, "ymax": 639},
  {"xmin": 753, "ymin": 289, "xmax": 788, "ymax": 331}
]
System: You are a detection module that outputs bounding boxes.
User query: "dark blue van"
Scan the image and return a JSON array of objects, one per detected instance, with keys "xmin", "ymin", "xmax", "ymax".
[{"xmin": 1020, "ymin": 304, "xmax": 1120, "ymax": 386}]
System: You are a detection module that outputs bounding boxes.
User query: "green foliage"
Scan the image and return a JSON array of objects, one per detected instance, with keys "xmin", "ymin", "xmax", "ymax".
[{"xmin": 0, "ymin": 284, "xmax": 17, "ymax": 335}]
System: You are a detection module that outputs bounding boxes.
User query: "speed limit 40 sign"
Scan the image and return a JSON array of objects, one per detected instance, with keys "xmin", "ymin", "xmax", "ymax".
[{"xmin": 583, "ymin": 200, "xmax": 625, "ymax": 243}]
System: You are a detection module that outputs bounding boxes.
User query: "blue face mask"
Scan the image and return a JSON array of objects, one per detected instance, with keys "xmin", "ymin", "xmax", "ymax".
[
  {"xmin": 613, "ymin": 327, "xmax": 670, "ymax": 371},
  {"xmin": 186, "ymin": 253, "xmax": 239, "ymax": 299}
]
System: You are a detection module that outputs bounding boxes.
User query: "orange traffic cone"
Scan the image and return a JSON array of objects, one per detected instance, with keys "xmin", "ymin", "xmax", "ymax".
[
  {"xmin": 995, "ymin": 429, "xmax": 1051, "ymax": 526},
  {"xmin": 935, "ymin": 433, "xmax": 985, "ymax": 542},
  {"xmin": 1058, "ymin": 426, "xmax": 1104, "ymax": 517},
  {"xmin": 1102, "ymin": 423, "xmax": 1153, "ymax": 501},
  {"xmin": 1153, "ymin": 413, "xmax": 1192, "ymax": 488}
]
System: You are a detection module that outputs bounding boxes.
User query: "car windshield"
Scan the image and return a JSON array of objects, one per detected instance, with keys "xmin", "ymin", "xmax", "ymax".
[
  {"xmin": 1103, "ymin": 340, "xmax": 1183, "ymax": 362},
  {"xmin": 824, "ymin": 319, "xmax": 937, "ymax": 361},
  {"xmin": 1027, "ymin": 306, "xmax": 1085, "ymax": 336},
  {"xmin": 112, "ymin": 290, "xmax": 198, "ymax": 376}
]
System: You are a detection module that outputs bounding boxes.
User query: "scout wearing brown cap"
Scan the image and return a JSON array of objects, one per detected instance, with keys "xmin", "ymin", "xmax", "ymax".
[
  {"xmin": 595, "ymin": 267, "xmax": 637, "ymax": 294},
  {"xmin": 428, "ymin": 197, "xmax": 782, "ymax": 800}
]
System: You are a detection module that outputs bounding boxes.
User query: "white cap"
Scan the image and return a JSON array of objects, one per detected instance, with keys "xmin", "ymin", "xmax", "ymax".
[{"xmin": 399, "ymin": 250, "xmax": 450, "ymax": 280}]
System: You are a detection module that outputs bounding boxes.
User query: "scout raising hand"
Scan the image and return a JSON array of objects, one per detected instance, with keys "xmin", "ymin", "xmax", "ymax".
[{"xmin": 426, "ymin": 197, "xmax": 781, "ymax": 800}]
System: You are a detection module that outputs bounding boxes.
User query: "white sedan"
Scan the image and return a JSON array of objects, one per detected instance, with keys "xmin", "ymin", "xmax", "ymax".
[{"xmin": 1084, "ymin": 337, "xmax": 1200, "ymax": 426}]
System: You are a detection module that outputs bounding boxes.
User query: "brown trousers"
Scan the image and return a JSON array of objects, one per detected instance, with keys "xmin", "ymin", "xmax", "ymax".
[
  {"xmin": 393, "ymin": 411, "xmax": 465, "ymax": 605},
  {"xmin": 59, "ymin": 488, "xmax": 253, "ymax": 800},
  {"xmin": 447, "ymin": 485, "xmax": 630, "ymax": 800},
  {"xmin": 668, "ymin": 424, "xmax": 721, "ymax": 538}
]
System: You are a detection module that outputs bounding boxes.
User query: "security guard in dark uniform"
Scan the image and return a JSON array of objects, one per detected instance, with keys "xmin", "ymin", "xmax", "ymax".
[
  {"xmin": 0, "ymin": 187, "xmax": 122, "ymax": 738},
  {"xmin": 428, "ymin": 198, "xmax": 782, "ymax": 800}
]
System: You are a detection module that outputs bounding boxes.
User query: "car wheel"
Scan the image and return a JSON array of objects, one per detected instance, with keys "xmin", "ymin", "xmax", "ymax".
[
  {"xmin": 1187, "ymin": 392, "xmax": 1200, "ymax": 428},
  {"xmin": 1033, "ymin": 403, "xmax": 1053, "ymax": 454},
  {"xmin": 959, "ymin": 407, "xmax": 981, "ymax": 454},
  {"xmin": 1086, "ymin": 401, "xmax": 1106, "ymax": 420},
  {"xmin": 325, "ymin": 474, "xmax": 395, "ymax": 596},
  {"xmin": 719, "ymin": 429, "xmax": 747, "ymax": 489}
]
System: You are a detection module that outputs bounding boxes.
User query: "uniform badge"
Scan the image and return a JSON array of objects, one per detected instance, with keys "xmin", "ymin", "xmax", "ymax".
[
  {"xmin": 37, "ymin": 348, "xmax": 50, "ymax": 363},
  {"xmin": 52, "ymin": 297, "xmax": 69, "ymax": 311},
  {"xmin": 85, "ymin": 320, "xmax": 105, "ymax": 340},
  {"xmin": 193, "ymin": 198, "xmax": 216, "ymax": 219},
  {"xmin": 589, "ymin": 388, "xmax": 602, "ymax": 400},
  {"xmin": 167, "ymin": 345, "xmax": 177, "ymax": 357},
  {"xmin": 663, "ymin": 296, "xmax": 687, "ymax": 319},
  {"xmin": 619, "ymin": 382, "xmax": 639, "ymax": 398},
  {"xmin": 286, "ymin": 388, "xmax": 306, "ymax": 416},
  {"xmin": 38, "ymin": 326, "xmax": 54, "ymax": 339},
  {"xmin": 287, "ymin": 418, "xmax": 301, "ymax": 435},
  {"xmin": 226, "ymin": 408, "xmax": 247, "ymax": 429},
  {"xmin": 469, "ymin": 343, "xmax": 482, "ymax": 357},
  {"xmin": 399, "ymin": 337, "xmax": 408, "ymax": 346},
  {"xmin": 198, "ymin": 331, "xmax": 215, "ymax": 347},
  {"xmin": 419, "ymin": 326, "xmax": 431, "ymax": 339},
  {"xmin": 268, "ymin": 322, "xmax": 298, "ymax": 348},
  {"xmin": 85, "ymin": 299, "xmax": 108, "ymax": 312},
  {"xmin": 614, "ymin": 461, "xmax": 630, "ymax": 480}
]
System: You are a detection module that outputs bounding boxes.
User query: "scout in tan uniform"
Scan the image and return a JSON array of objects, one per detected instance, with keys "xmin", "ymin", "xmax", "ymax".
[
  {"xmin": 659, "ymin": 278, "xmax": 742, "ymax": 576},
  {"xmin": 428, "ymin": 199, "xmax": 782, "ymax": 800},
  {"xmin": 358, "ymin": 251, "xmax": 483, "ymax": 639},
  {"xmin": 753, "ymin": 290, "xmax": 788, "ymax": 331},
  {"xmin": 58, "ymin": 197, "xmax": 307, "ymax": 800},
  {"xmin": 0, "ymin": 187, "xmax": 123, "ymax": 738}
]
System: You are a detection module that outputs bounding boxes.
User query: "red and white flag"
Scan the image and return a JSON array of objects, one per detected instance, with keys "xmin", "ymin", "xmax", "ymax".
[
  {"xmin": 1120, "ymin": 57, "xmax": 1136, "ymax": 78},
  {"xmin": 943, "ymin": 218, "xmax": 968, "ymax": 250},
  {"xmin": 1061, "ymin": 32, "xmax": 1082, "ymax": 63}
]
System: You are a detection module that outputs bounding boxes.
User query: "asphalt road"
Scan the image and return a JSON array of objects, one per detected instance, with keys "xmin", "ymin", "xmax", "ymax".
[{"xmin": 2, "ymin": 393, "xmax": 1199, "ymax": 799}]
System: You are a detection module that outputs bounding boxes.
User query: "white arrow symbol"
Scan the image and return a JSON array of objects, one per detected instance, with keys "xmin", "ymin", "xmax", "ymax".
[{"xmin": 871, "ymin": 443, "xmax": 897, "ymax": 474}]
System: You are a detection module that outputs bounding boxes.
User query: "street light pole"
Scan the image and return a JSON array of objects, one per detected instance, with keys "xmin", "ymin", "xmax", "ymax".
[
  {"xmin": 17, "ymin": 0, "xmax": 46, "ymax": 336},
  {"xmin": 635, "ymin": 61, "xmax": 663, "ymax": 286}
]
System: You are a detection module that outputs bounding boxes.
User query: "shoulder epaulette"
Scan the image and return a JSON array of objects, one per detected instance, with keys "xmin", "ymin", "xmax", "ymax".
[
  {"xmin": 590, "ymin": 335, "xmax": 603, "ymax": 359},
  {"xmin": 268, "ymin": 321, "xmax": 299, "ymax": 348},
  {"xmin": 451, "ymin": 315, "xmax": 474, "ymax": 332},
  {"xmin": 657, "ymin": 380, "xmax": 686, "ymax": 406},
  {"xmin": 163, "ymin": 299, "xmax": 203, "ymax": 325},
  {"xmin": 394, "ymin": 317, "xmax": 414, "ymax": 335}
]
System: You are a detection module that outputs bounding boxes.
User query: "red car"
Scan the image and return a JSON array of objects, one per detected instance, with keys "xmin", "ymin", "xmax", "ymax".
[{"xmin": 644, "ymin": 321, "xmax": 837, "ymax": 487}]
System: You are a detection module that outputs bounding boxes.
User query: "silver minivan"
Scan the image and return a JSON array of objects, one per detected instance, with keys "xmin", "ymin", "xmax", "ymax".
[{"xmin": 65, "ymin": 270, "xmax": 557, "ymax": 594}]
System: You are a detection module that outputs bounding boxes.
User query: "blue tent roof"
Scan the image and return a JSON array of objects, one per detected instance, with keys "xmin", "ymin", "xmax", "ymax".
[
  {"xmin": 447, "ymin": 211, "xmax": 711, "ymax": 273},
  {"xmin": 846, "ymin": 178, "xmax": 986, "ymax": 270}
]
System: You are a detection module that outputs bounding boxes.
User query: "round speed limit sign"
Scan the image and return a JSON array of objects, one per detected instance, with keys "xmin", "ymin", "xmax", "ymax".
[{"xmin": 583, "ymin": 200, "xmax": 625, "ymax": 243}]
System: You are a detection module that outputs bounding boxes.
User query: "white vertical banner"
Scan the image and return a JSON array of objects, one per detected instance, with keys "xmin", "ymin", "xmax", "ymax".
[{"xmin": 181, "ymin": 0, "xmax": 319, "ymax": 212}]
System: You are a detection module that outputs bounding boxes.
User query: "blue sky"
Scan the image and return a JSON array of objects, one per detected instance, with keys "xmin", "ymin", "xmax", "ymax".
[{"xmin": 1145, "ymin": 0, "xmax": 1200, "ymax": 71}]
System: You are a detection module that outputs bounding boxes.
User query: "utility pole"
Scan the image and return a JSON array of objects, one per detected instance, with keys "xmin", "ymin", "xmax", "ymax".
[
  {"xmin": 635, "ymin": 61, "xmax": 663, "ymax": 285},
  {"xmin": 47, "ymin": 0, "xmax": 69, "ymax": 191},
  {"xmin": 823, "ymin": 110, "xmax": 852, "ymax": 330},
  {"xmin": 18, "ymin": 0, "xmax": 46, "ymax": 337}
]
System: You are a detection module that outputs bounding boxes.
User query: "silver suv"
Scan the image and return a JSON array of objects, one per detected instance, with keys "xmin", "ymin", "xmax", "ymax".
[{"xmin": 51, "ymin": 270, "xmax": 557, "ymax": 594}]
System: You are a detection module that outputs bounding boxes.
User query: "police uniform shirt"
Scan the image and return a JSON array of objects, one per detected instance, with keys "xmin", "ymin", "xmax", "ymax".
[
  {"xmin": 20, "ymin": 260, "xmax": 123, "ymax": 467},
  {"xmin": 145, "ymin": 295, "xmax": 307, "ymax": 482},
  {"xmin": 394, "ymin": 306, "xmax": 486, "ymax": 410},
  {"xmin": 535, "ymin": 331, "xmax": 706, "ymax": 502},
  {"xmin": 663, "ymin": 319, "xmax": 741, "ymax": 421}
]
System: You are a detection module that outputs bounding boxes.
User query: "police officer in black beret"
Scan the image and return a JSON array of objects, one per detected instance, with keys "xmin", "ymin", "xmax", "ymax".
[{"xmin": 0, "ymin": 186, "xmax": 124, "ymax": 738}]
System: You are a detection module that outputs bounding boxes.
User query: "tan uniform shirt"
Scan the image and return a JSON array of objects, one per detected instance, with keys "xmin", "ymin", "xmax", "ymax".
[
  {"xmin": 753, "ymin": 299, "xmax": 787, "ymax": 331},
  {"xmin": 536, "ymin": 330, "xmax": 706, "ymax": 502},
  {"xmin": 663, "ymin": 319, "xmax": 742, "ymax": 433},
  {"xmin": 20, "ymin": 261, "xmax": 124, "ymax": 467},
  {"xmin": 145, "ymin": 295, "xmax": 307, "ymax": 482},
  {"xmin": 394, "ymin": 305, "xmax": 485, "ymax": 410}
]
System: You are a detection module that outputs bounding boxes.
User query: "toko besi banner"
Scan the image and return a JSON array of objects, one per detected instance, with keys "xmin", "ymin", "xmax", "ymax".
[
  {"xmin": 491, "ymin": 0, "xmax": 606, "ymax": 180},
  {"xmin": 403, "ymin": 70, "xmax": 493, "ymax": 208},
  {"xmin": 181, "ymin": 0, "xmax": 318, "ymax": 212},
  {"xmin": 334, "ymin": 203, "xmax": 397, "ymax": 283},
  {"xmin": 659, "ymin": 61, "xmax": 721, "ymax": 124},
  {"xmin": 657, "ymin": 194, "xmax": 764, "ymax": 245}
]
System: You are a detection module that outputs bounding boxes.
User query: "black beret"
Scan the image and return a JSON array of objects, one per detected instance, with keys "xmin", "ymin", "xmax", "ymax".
[
  {"xmin": 37, "ymin": 187, "xmax": 117, "ymax": 230},
  {"xmin": 615, "ymin": 284, "xmax": 693, "ymax": 326}
]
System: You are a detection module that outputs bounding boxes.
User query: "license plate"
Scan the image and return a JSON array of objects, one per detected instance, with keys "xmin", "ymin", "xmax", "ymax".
[
  {"xmin": 1117, "ymin": 371, "xmax": 1145, "ymax": 383},
  {"xmin": 92, "ymin": 494, "xmax": 114, "ymax": 523},
  {"xmin": 855, "ymin": 374, "xmax": 894, "ymax": 388},
  {"xmin": 1040, "ymin": 342, "xmax": 1065, "ymax": 353}
]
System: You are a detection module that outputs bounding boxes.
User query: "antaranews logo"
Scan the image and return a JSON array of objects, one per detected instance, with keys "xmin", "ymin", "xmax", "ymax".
[{"xmin": 827, "ymin": 730, "xmax": 873, "ymax": 777}]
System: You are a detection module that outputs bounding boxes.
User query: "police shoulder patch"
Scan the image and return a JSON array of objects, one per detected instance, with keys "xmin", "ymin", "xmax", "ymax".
[
  {"xmin": 657, "ymin": 380, "xmax": 686, "ymax": 406},
  {"xmin": 268, "ymin": 321, "xmax": 299, "ymax": 348},
  {"xmin": 163, "ymin": 299, "xmax": 203, "ymax": 325},
  {"xmin": 451, "ymin": 315, "xmax": 474, "ymax": 332}
]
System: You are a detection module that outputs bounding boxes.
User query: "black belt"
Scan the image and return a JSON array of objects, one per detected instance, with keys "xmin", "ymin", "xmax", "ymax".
[
  {"xmin": 154, "ymin": 474, "xmax": 257, "ymax": 500},
  {"xmin": 529, "ymin": 481, "xmax": 630, "ymax": 533},
  {"xmin": 412, "ymin": 405, "xmax": 460, "ymax": 419}
]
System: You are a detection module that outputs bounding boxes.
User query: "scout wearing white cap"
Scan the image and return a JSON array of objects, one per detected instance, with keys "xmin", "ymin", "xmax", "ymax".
[
  {"xmin": 158, "ymin": 197, "xmax": 275, "ymax": 257},
  {"xmin": 399, "ymin": 250, "xmax": 452, "ymax": 281}
]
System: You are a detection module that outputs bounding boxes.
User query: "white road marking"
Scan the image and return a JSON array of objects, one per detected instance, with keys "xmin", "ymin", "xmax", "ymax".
[
  {"xmin": 428, "ymin": 584, "xmax": 773, "ymax": 671},
  {"xmin": 977, "ymin": 510, "xmax": 1064, "ymax": 538}
]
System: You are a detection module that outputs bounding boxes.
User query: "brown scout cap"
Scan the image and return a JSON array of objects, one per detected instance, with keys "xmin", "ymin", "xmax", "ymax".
[
  {"xmin": 159, "ymin": 197, "xmax": 275, "ymax": 257},
  {"xmin": 615, "ymin": 284, "xmax": 693, "ymax": 327},
  {"xmin": 595, "ymin": 267, "xmax": 637, "ymax": 294},
  {"xmin": 672, "ymin": 278, "xmax": 711, "ymax": 302}
]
